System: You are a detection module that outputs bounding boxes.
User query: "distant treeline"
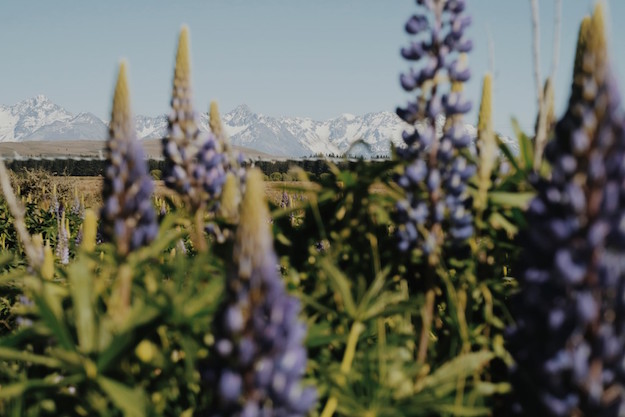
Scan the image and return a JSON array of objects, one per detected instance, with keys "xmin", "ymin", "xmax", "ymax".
[{"xmin": 4, "ymin": 158, "xmax": 382, "ymax": 181}]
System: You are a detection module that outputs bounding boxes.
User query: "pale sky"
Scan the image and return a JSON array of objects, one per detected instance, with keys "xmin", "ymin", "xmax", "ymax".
[{"xmin": 1, "ymin": 1, "xmax": 624, "ymax": 138}]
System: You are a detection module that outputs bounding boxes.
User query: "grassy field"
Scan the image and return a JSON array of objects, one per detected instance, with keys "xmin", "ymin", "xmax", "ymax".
[{"xmin": 48, "ymin": 176, "xmax": 305, "ymax": 208}]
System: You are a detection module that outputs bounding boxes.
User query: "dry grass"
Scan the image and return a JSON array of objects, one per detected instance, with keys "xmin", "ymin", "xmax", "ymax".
[
  {"xmin": 0, "ymin": 140, "xmax": 278, "ymax": 160},
  {"xmin": 48, "ymin": 177, "xmax": 306, "ymax": 209}
]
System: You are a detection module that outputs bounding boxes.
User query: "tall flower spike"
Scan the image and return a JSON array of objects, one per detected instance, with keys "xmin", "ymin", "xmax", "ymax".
[
  {"xmin": 209, "ymin": 101, "xmax": 246, "ymax": 184},
  {"xmin": 395, "ymin": 0, "xmax": 475, "ymax": 258},
  {"xmin": 508, "ymin": 5, "xmax": 625, "ymax": 416},
  {"xmin": 205, "ymin": 169, "xmax": 316, "ymax": 417},
  {"xmin": 100, "ymin": 62, "xmax": 158, "ymax": 257},
  {"xmin": 162, "ymin": 27, "xmax": 227, "ymax": 212},
  {"xmin": 55, "ymin": 207, "xmax": 69, "ymax": 264},
  {"xmin": 475, "ymin": 73, "xmax": 496, "ymax": 214}
]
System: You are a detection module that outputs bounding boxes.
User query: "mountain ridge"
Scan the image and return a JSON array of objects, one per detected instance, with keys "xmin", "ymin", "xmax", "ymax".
[{"xmin": 0, "ymin": 95, "xmax": 480, "ymax": 158}]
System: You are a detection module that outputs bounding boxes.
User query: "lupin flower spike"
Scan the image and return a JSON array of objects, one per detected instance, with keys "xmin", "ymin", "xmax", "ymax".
[
  {"xmin": 100, "ymin": 62, "xmax": 158, "ymax": 257},
  {"xmin": 50, "ymin": 183, "xmax": 59, "ymax": 216},
  {"xmin": 205, "ymin": 169, "xmax": 316, "ymax": 417},
  {"xmin": 395, "ymin": 0, "xmax": 475, "ymax": 258},
  {"xmin": 162, "ymin": 27, "xmax": 227, "ymax": 212},
  {"xmin": 210, "ymin": 101, "xmax": 246, "ymax": 181},
  {"xmin": 41, "ymin": 240, "xmax": 54, "ymax": 280},
  {"xmin": 475, "ymin": 73, "xmax": 496, "ymax": 214},
  {"xmin": 508, "ymin": 5, "xmax": 625, "ymax": 416},
  {"xmin": 70, "ymin": 186, "xmax": 82, "ymax": 216},
  {"xmin": 55, "ymin": 209, "xmax": 69, "ymax": 265},
  {"xmin": 218, "ymin": 172, "xmax": 241, "ymax": 222},
  {"xmin": 81, "ymin": 209, "xmax": 97, "ymax": 252}
]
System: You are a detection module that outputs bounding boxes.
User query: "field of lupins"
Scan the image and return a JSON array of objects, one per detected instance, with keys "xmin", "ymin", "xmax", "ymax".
[{"xmin": 0, "ymin": 1, "xmax": 624, "ymax": 416}]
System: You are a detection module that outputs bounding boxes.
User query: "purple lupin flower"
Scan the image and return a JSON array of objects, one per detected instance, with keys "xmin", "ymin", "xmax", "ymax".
[
  {"xmin": 70, "ymin": 189, "xmax": 83, "ymax": 217},
  {"xmin": 279, "ymin": 190, "xmax": 290, "ymax": 209},
  {"xmin": 55, "ymin": 206, "xmax": 69, "ymax": 265},
  {"xmin": 100, "ymin": 62, "xmax": 158, "ymax": 257},
  {"xmin": 508, "ymin": 7, "xmax": 625, "ymax": 416},
  {"xmin": 162, "ymin": 27, "xmax": 227, "ymax": 212},
  {"xmin": 395, "ymin": 0, "xmax": 475, "ymax": 256},
  {"xmin": 49, "ymin": 184, "xmax": 60, "ymax": 217},
  {"xmin": 209, "ymin": 101, "xmax": 247, "ymax": 187},
  {"xmin": 204, "ymin": 169, "xmax": 316, "ymax": 417}
]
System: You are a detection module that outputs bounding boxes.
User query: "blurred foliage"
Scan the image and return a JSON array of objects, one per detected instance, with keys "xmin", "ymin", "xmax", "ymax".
[{"xmin": 0, "ymin": 130, "xmax": 531, "ymax": 416}]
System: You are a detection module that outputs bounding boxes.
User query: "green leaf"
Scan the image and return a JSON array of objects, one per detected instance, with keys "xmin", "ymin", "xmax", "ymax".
[
  {"xmin": 0, "ymin": 380, "xmax": 48, "ymax": 399},
  {"xmin": 319, "ymin": 258, "xmax": 357, "ymax": 318},
  {"xmin": 423, "ymin": 351, "xmax": 495, "ymax": 394},
  {"xmin": 496, "ymin": 135, "xmax": 520, "ymax": 172},
  {"xmin": 488, "ymin": 191, "xmax": 534, "ymax": 209},
  {"xmin": 97, "ymin": 376, "xmax": 147, "ymax": 417},
  {"xmin": 0, "ymin": 346, "xmax": 62, "ymax": 368},
  {"xmin": 306, "ymin": 322, "xmax": 345, "ymax": 347},
  {"xmin": 0, "ymin": 374, "xmax": 83, "ymax": 399},
  {"xmin": 511, "ymin": 117, "xmax": 533, "ymax": 170},
  {"xmin": 356, "ymin": 267, "xmax": 389, "ymax": 318},
  {"xmin": 488, "ymin": 212, "xmax": 519, "ymax": 237},
  {"xmin": 97, "ymin": 332, "xmax": 133, "ymax": 373},
  {"xmin": 181, "ymin": 282, "xmax": 224, "ymax": 320},
  {"xmin": 32, "ymin": 288, "xmax": 76, "ymax": 352},
  {"xmin": 68, "ymin": 257, "xmax": 96, "ymax": 353},
  {"xmin": 430, "ymin": 404, "xmax": 492, "ymax": 416}
]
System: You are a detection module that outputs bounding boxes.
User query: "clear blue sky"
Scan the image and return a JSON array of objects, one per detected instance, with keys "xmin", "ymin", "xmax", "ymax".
[{"xmin": 1, "ymin": 1, "xmax": 624, "ymax": 138}]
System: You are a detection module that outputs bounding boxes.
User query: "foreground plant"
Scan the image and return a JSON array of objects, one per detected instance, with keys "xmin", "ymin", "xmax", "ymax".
[
  {"xmin": 162, "ymin": 26, "xmax": 227, "ymax": 214},
  {"xmin": 203, "ymin": 169, "xmax": 316, "ymax": 417},
  {"xmin": 395, "ymin": 0, "xmax": 475, "ymax": 258},
  {"xmin": 508, "ymin": 6, "xmax": 625, "ymax": 416},
  {"xmin": 100, "ymin": 62, "xmax": 158, "ymax": 257}
]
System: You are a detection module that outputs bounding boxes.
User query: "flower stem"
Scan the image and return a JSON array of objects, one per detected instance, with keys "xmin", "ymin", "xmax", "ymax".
[
  {"xmin": 193, "ymin": 207, "xmax": 207, "ymax": 253},
  {"xmin": 319, "ymin": 321, "xmax": 365, "ymax": 417}
]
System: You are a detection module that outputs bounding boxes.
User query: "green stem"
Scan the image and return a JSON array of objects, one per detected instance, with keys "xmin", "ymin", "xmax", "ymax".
[
  {"xmin": 319, "ymin": 321, "xmax": 365, "ymax": 417},
  {"xmin": 193, "ymin": 207, "xmax": 207, "ymax": 253},
  {"xmin": 417, "ymin": 261, "xmax": 437, "ymax": 366}
]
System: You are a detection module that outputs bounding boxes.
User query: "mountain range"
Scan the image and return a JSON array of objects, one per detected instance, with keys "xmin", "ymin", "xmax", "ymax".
[{"xmin": 0, "ymin": 95, "xmax": 480, "ymax": 158}]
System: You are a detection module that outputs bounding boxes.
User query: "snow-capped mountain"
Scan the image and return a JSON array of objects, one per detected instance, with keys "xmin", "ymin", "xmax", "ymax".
[
  {"xmin": 214, "ymin": 104, "xmax": 407, "ymax": 157},
  {"xmin": 135, "ymin": 114, "xmax": 168, "ymax": 139},
  {"xmin": 2, "ymin": 95, "xmax": 467, "ymax": 157},
  {"xmin": 23, "ymin": 112, "xmax": 107, "ymax": 141},
  {"xmin": 0, "ymin": 95, "xmax": 73, "ymax": 141}
]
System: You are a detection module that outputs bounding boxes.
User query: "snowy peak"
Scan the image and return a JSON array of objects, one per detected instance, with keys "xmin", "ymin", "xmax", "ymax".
[
  {"xmin": 0, "ymin": 95, "xmax": 73, "ymax": 141},
  {"xmin": 223, "ymin": 104, "xmax": 257, "ymax": 125},
  {"xmin": 135, "ymin": 114, "xmax": 168, "ymax": 139},
  {"xmin": 23, "ymin": 112, "xmax": 107, "ymax": 142},
  {"xmin": 0, "ymin": 95, "xmax": 439, "ymax": 157}
]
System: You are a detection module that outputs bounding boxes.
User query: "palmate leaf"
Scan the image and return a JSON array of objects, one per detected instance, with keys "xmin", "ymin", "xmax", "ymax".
[
  {"xmin": 357, "ymin": 269, "xmax": 408, "ymax": 322},
  {"xmin": 393, "ymin": 352, "xmax": 499, "ymax": 417}
]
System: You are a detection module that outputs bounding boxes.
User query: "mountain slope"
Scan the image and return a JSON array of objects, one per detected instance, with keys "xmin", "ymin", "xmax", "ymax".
[
  {"xmin": 23, "ymin": 112, "xmax": 107, "ymax": 141},
  {"xmin": 1, "ymin": 96, "xmax": 484, "ymax": 158},
  {"xmin": 0, "ymin": 95, "xmax": 73, "ymax": 141}
]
